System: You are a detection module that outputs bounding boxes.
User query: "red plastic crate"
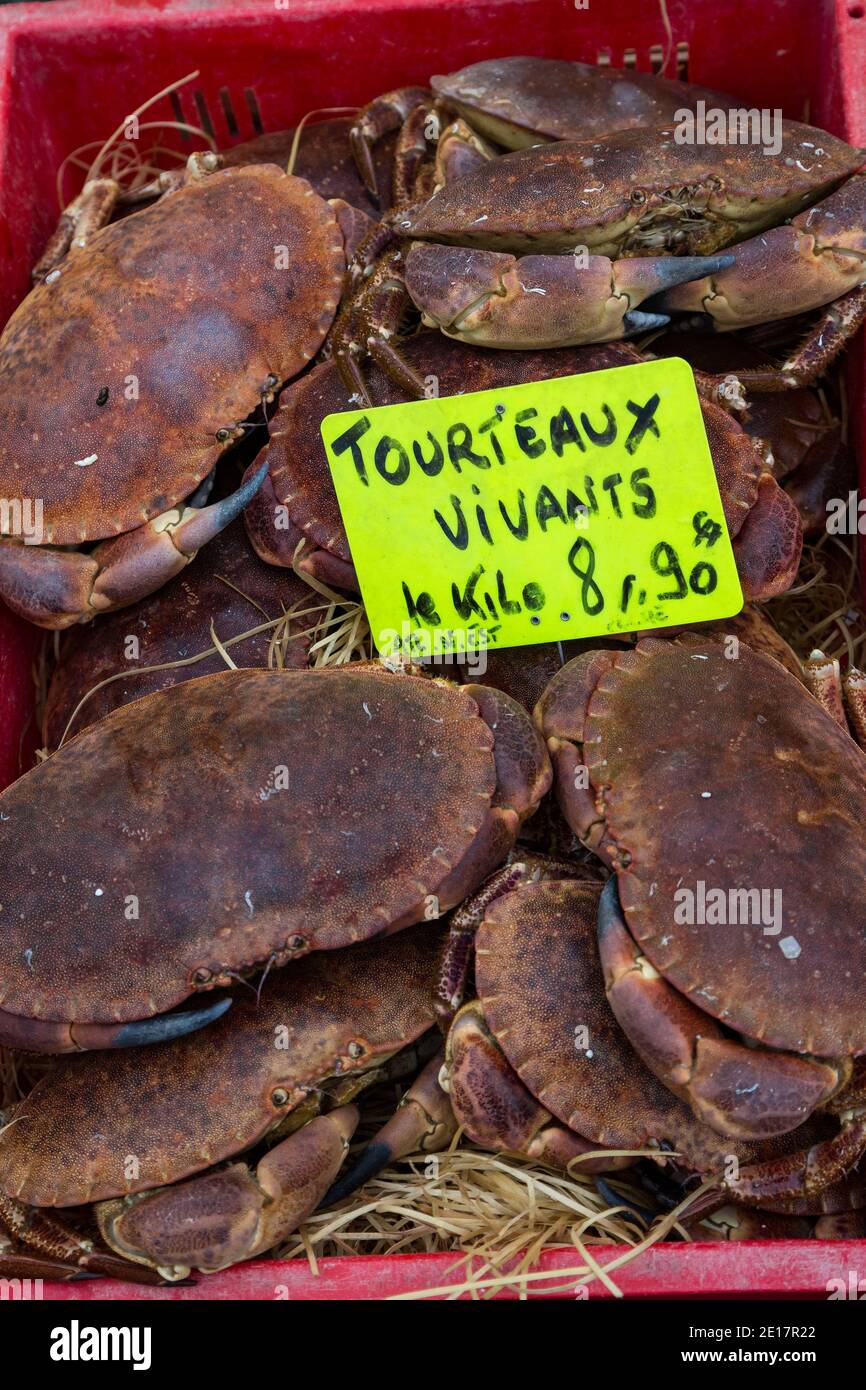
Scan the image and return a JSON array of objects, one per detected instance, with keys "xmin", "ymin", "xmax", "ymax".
[{"xmin": 0, "ymin": 0, "xmax": 865, "ymax": 1300}]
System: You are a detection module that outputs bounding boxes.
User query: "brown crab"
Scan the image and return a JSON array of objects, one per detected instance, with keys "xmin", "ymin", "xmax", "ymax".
[
  {"xmin": 0, "ymin": 663, "xmax": 549, "ymax": 1052},
  {"xmin": 350, "ymin": 56, "xmax": 736, "ymax": 204},
  {"xmin": 0, "ymin": 160, "xmax": 349, "ymax": 628},
  {"xmin": 246, "ymin": 334, "xmax": 802, "ymax": 603},
  {"xmin": 438, "ymin": 873, "xmax": 866, "ymax": 1213},
  {"xmin": 0, "ymin": 924, "xmax": 453, "ymax": 1281},
  {"xmin": 334, "ymin": 119, "xmax": 865, "ymax": 399},
  {"xmin": 535, "ymin": 634, "xmax": 866, "ymax": 1150},
  {"xmin": 41, "ymin": 515, "xmax": 312, "ymax": 750}
]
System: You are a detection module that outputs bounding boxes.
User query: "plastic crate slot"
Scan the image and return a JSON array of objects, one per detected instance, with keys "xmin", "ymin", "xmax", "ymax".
[
  {"xmin": 623, "ymin": 47, "xmax": 637, "ymax": 69},
  {"xmin": 193, "ymin": 91, "xmax": 216, "ymax": 142},
  {"xmin": 169, "ymin": 90, "xmax": 190, "ymax": 142},
  {"xmin": 676, "ymin": 41, "xmax": 690, "ymax": 80},
  {"xmin": 219, "ymin": 87, "xmax": 239, "ymax": 137},
  {"xmin": 244, "ymin": 88, "xmax": 265, "ymax": 136},
  {"xmin": 595, "ymin": 48, "xmax": 611, "ymax": 66},
  {"xmin": 649, "ymin": 43, "xmax": 664, "ymax": 73}
]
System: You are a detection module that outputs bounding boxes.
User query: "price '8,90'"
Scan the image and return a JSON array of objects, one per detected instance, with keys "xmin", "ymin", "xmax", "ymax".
[{"xmin": 567, "ymin": 511, "xmax": 722, "ymax": 618}]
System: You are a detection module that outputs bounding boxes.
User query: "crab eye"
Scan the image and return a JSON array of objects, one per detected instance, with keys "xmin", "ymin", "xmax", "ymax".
[
  {"xmin": 192, "ymin": 967, "xmax": 212, "ymax": 986},
  {"xmin": 271, "ymin": 1087, "xmax": 289, "ymax": 1107},
  {"xmin": 215, "ymin": 427, "xmax": 231, "ymax": 443},
  {"xmin": 630, "ymin": 189, "xmax": 647, "ymax": 205},
  {"xmin": 288, "ymin": 934, "xmax": 306, "ymax": 951},
  {"xmin": 347, "ymin": 1041, "xmax": 364, "ymax": 1060},
  {"xmin": 96, "ymin": 387, "xmax": 109, "ymax": 407}
]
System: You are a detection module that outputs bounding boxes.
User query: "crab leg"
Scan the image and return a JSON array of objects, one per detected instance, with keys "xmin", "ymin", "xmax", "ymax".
[
  {"xmin": 723, "ymin": 1116, "xmax": 866, "ymax": 1211},
  {"xmin": 0, "ymin": 1249, "xmax": 85, "ymax": 1281},
  {"xmin": 433, "ymin": 118, "xmax": 497, "ymax": 191},
  {"xmin": 391, "ymin": 100, "xmax": 437, "ymax": 207},
  {"xmin": 0, "ymin": 460, "xmax": 269, "ymax": 629},
  {"xmin": 350, "ymin": 87, "xmax": 432, "ymax": 200},
  {"xmin": 804, "ymin": 649, "xmax": 866, "ymax": 751},
  {"xmin": 435, "ymin": 862, "xmax": 531, "ymax": 1024},
  {"xmin": 597, "ymin": 878, "xmax": 848, "ymax": 1140},
  {"xmin": 321, "ymin": 1052, "xmax": 457, "ymax": 1205},
  {"xmin": 0, "ymin": 1195, "xmax": 165, "ymax": 1285},
  {"xmin": 97, "ymin": 1106, "xmax": 359, "ymax": 1279},
  {"xmin": 31, "ymin": 178, "xmax": 119, "ymax": 282},
  {"xmin": 0, "ymin": 995, "xmax": 231, "ymax": 1054}
]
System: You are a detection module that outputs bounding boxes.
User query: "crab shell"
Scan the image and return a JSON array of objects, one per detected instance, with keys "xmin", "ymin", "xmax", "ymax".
[
  {"xmin": 431, "ymin": 57, "xmax": 738, "ymax": 148},
  {"xmin": 399, "ymin": 121, "xmax": 864, "ymax": 260},
  {"xmin": 0, "ymin": 923, "xmax": 442, "ymax": 1208},
  {"xmin": 458, "ymin": 877, "xmax": 821, "ymax": 1184},
  {"xmin": 251, "ymin": 334, "xmax": 801, "ymax": 601},
  {"xmin": 41, "ymin": 516, "xmax": 312, "ymax": 750},
  {"xmin": 536, "ymin": 635, "xmax": 866, "ymax": 1060},
  {"xmin": 0, "ymin": 664, "xmax": 549, "ymax": 1050},
  {"xmin": 0, "ymin": 164, "xmax": 344, "ymax": 547}
]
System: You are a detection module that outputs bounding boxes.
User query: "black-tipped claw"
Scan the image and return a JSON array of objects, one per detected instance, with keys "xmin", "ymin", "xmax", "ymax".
[
  {"xmin": 597, "ymin": 875, "xmax": 626, "ymax": 939},
  {"xmin": 595, "ymin": 1175, "xmax": 656, "ymax": 1224},
  {"xmin": 649, "ymin": 252, "xmax": 735, "ymax": 292},
  {"xmin": 172, "ymin": 459, "xmax": 271, "ymax": 556},
  {"xmin": 113, "ymin": 996, "xmax": 231, "ymax": 1048},
  {"xmin": 622, "ymin": 310, "xmax": 670, "ymax": 335},
  {"xmin": 320, "ymin": 1141, "xmax": 393, "ymax": 1208},
  {"xmin": 212, "ymin": 458, "xmax": 270, "ymax": 526}
]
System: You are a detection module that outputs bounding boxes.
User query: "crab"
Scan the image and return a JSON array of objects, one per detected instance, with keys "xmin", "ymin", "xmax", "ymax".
[
  {"xmin": 534, "ymin": 633, "xmax": 866, "ymax": 1148},
  {"xmin": 332, "ymin": 118, "xmax": 865, "ymax": 400},
  {"xmin": 0, "ymin": 159, "xmax": 350, "ymax": 628},
  {"xmin": 350, "ymin": 56, "xmax": 737, "ymax": 205},
  {"xmin": 246, "ymin": 334, "xmax": 802, "ymax": 603},
  {"xmin": 436, "ymin": 872, "xmax": 866, "ymax": 1213},
  {"xmin": 0, "ymin": 662, "xmax": 550, "ymax": 1052},
  {"xmin": 0, "ymin": 923, "xmax": 454, "ymax": 1281},
  {"xmin": 41, "ymin": 514, "xmax": 313, "ymax": 750}
]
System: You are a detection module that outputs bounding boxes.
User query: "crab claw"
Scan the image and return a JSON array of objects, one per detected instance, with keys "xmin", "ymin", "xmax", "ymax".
[
  {"xmin": 403, "ymin": 242, "xmax": 734, "ymax": 348},
  {"xmin": 0, "ymin": 1195, "xmax": 167, "ymax": 1285},
  {"xmin": 0, "ymin": 461, "xmax": 269, "ymax": 629},
  {"xmin": 657, "ymin": 177, "xmax": 866, "ymax": 331},
  {"xmin": 321, "ymin": 1052, "xmax": 456, "ymax": 1206},
  {"xmin": 597, "ymin": 878, "xmax": 848, "ymax": 1140},
  {"xmin": 443, "ymin": 1001, "xmax": 630, "ymax": 1174},
  {"xmin": 0, "ymin": 996, "xmax": 231, "ymax": 1054},
  {"xmin": 97, "ymin": 1106, "xmax": 360, "ymax": 1278}
]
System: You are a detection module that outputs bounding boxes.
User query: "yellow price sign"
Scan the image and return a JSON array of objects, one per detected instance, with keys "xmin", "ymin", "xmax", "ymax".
[{"xmin": 321, "ymin": 357, "xmax": 743, "ymax": 657}]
